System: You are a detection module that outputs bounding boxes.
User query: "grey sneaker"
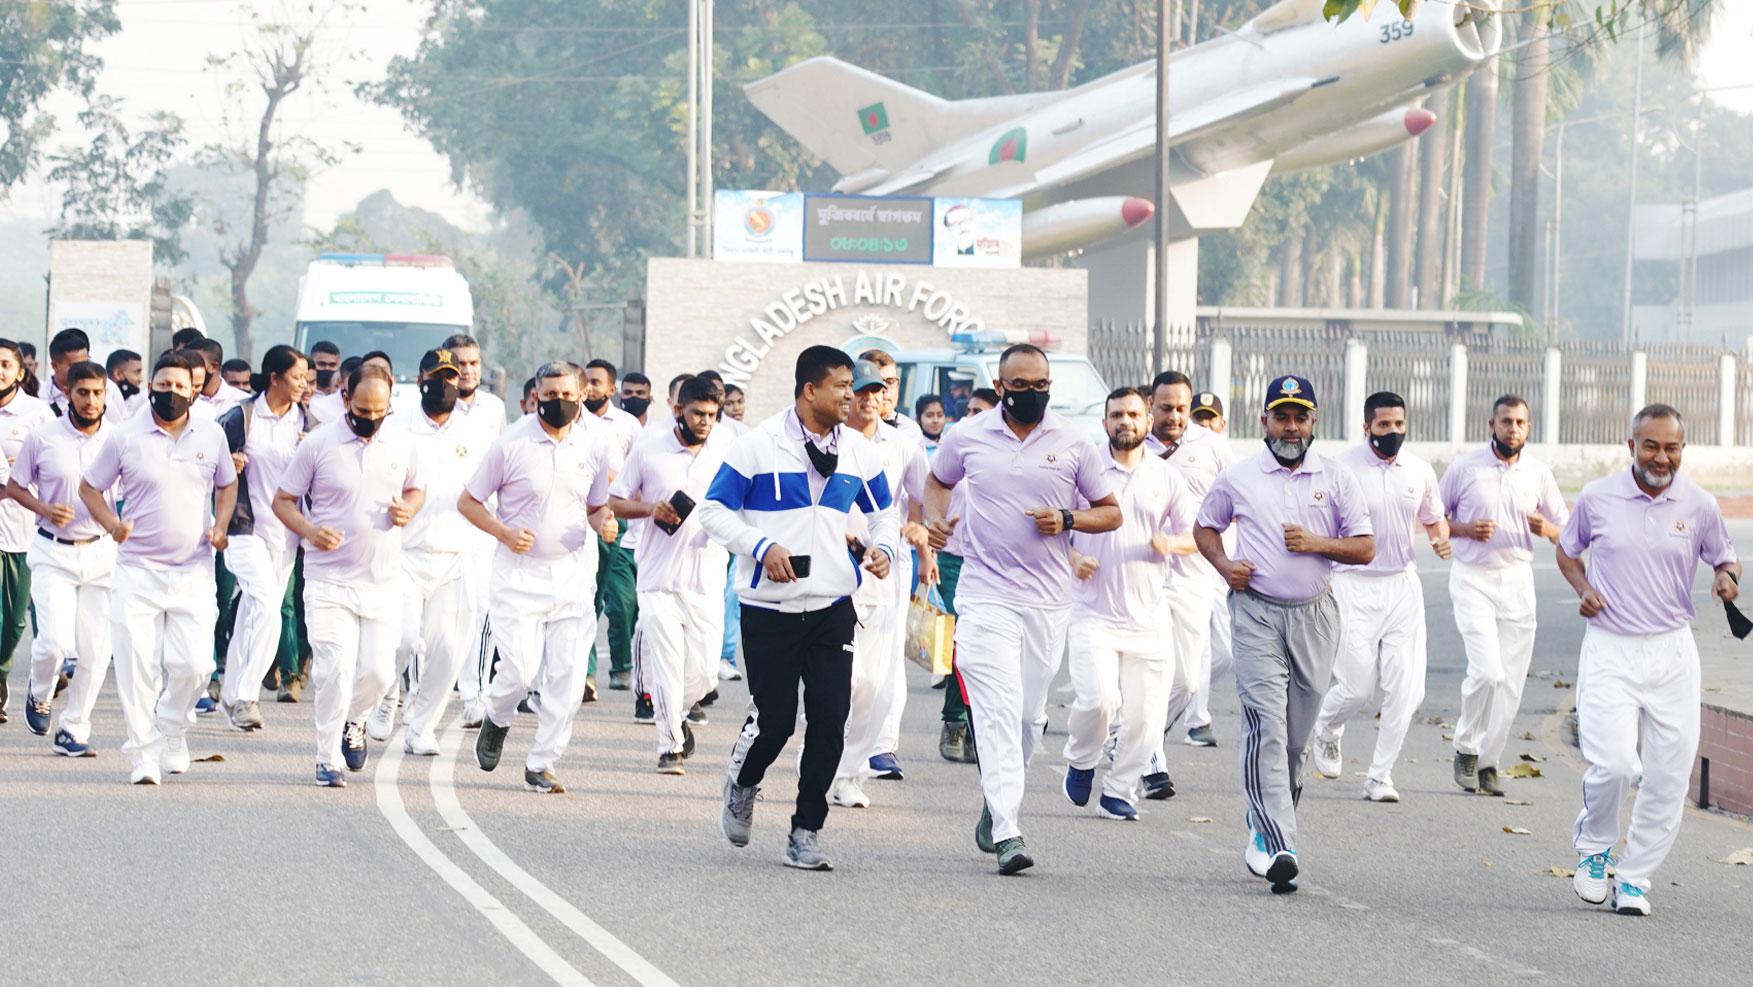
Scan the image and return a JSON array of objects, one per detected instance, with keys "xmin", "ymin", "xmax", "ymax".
[
  {"xmin": 784, "ymin": 827, "xmax": 833, "ymax": 871},
  {"xmin": 721, "ymin": 775, "xmax": 758, "ymax": 847},
  {"xmin": 995, "ymin": 836, "xmax": 1034, "ymax": 875},
  {"xmin": 476, "ymin": 719, "xmax": 508, "ymax": 772},
  {"xmin": 230, "ymin": 699, "xmax": 264, "ymax": 732},
  {"xmin": 524, "ymin": 767, "xmax": 566, "ymax": 794},
  {"xmin": 1453, "ymin": 751, "xmax": 1479, "ymax": 792},
  {"xmin": 1476, "ymin": 765, "xmax": 1504, "ymax": 797}
]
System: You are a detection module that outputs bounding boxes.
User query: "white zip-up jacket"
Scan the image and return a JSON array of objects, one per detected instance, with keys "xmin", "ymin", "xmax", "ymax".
[{"xmin": 700, "ymin": 407, "xmax": 901, "ymax": 613}]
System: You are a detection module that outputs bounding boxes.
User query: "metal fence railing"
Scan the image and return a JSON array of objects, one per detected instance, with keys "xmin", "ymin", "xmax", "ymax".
[
  {"xmin": 1560, "ymin": 339, "xmax": 1636, "ymax": 445},
  {"xmin": 1646, "ymin": 342, "xmax": 1724, "ymax": 446},
  {"xmin": 1738, "ymin": 358, "xmax": 1753, "ymax": 447},
  {"xmin": 1223, "ymin": 325, "xmax": 1349, "ymax": 439},
  {"xmin": 1087, "ymin": 320, "xmax": 1200, "ymax": 391},
  {"xmin": 1366, "ymin": 330, "xmax": 1452, "ymax": 439},
  {"xmin": 1464, "ymin": 336, "xmax": 1549, "ymax": 443}
]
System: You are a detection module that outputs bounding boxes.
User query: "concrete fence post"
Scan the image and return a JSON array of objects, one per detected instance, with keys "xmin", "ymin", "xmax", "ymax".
[
  {"xmin": 1719, "ymin": 353, "xmax": 1737, "ymax": 448},
  {"xmin": 1208, "ymin": 334, "xmax": 1233, "ymax": 413},
  {"xmin": 1630, "ymin": 350, "xmax": 1648, "ymax": 415},
  {"xmin": 1541, "ymin": 347, "xmax": 1562, "ymax": 444},
  {"xmin": 1448, "ymin": 341, "xmax": 1468, "ymax": 445},
  {"xmin": 1344, "ymin": 336, "xmax": 1368, "ymax": 444}
]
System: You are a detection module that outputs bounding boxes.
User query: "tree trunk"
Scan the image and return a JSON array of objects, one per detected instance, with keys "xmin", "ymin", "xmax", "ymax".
[
  {"xmin": 1440, "ymin": 84, "xmax": 1466, "ymax": 307},
  {"xmin": 1279, "ymin": 236, "xmax": 1304, "ymax": 306},
  {"xmin": 1414, "ymin": 98, "xmax": 1448, "ymax": 309},
  {"xmin": 1022, "ymin": 0, "xmax": 1041, "ymax": 91},
  {"xmin": 1507, "ymin": 15, "xmax": 1549, "ymax": 313},
  {"xmin": 226, "ymin": 83, "xmax": 293, "ymax": 365},
  {"xmin": 1347, "ymin": 251, "xmax": 1364, "ymax": 308},
  {"xmin": 1369, "ymin": 192, "xmax": 1387, "ymax": 307},
  {"xmin": 1385, "ymin": 144, "xmax": 1417, "ymax": 308},
  {"xmin": 1462, "ymin": 56, "xmax": 1499, "ymax": 294},
  {"xmin": 1049, "ymin": 0, "xmax": 1097, "ymax": 88}
]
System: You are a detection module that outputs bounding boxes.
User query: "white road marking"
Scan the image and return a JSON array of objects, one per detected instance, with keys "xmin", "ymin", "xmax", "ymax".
[
  {"xmin": 373, "ymin": 737, "xmax": 594, "ymax": 986},
  {"xmin": 433, "ymin": 724, "xmax": 682, "ymax": 987}
]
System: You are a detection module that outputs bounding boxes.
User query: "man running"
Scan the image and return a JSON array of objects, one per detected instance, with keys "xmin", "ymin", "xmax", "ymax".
[{"xmin": 1558, "ymin": 404, "xmax": 1738, "ymax": 917}]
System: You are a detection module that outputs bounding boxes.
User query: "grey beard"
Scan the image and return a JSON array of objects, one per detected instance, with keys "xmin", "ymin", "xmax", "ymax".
[
  {"xmin": 1266, "ymin": 436, "xmax": 1310, "ymax": 464},
  {"xmin": 1633, "ymin": 463, "xmax": 1676, "ymax": 489}
]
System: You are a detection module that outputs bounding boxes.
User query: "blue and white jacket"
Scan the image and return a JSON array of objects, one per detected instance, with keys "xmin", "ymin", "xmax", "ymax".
[{"xmin": 700, "ymin": 407, "xmax": 901, "ymax": 613}]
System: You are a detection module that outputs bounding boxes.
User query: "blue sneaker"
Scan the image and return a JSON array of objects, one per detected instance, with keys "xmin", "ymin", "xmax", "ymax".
[
  {"xmin": 868, "ymin": 752, "xmax": 903, "ymax": 780},
  {"xmin": 195, "ymin": 696, "xmax": 218, "ymax": 715},
  {"xmin": 24, "ymin": 693, "xmax": 52, "ymax": 735},
  {"xmin": 52, "ymin": 729, "xmax": 94, "ymax": 757},
  {"xmin": 1063, "ymin": 766, "xmax": 1094, "ymax": 806},
  {"xmin": 1098, "ymin": 794, "xmax": 1138, "ymax": 820},
  {"xmin": 342, "ymin": 721, "xmax": 368, "ymax": 772},
  {"xmin": 315, "ymin": 763, "xmax": 347, "ymax": 788}
]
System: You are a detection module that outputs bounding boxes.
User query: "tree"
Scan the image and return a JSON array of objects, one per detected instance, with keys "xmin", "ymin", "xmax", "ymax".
[
  {"xmin": 1507, "ymin": 11, "xmax": 1550, "ymax": 313},
  {"xmin": 0, "ymin": 0, "xmax": 119, "ymax": 195},
  {"xmin": 44, "ymin": 96, "xmax": 193, "ymax": 266}
]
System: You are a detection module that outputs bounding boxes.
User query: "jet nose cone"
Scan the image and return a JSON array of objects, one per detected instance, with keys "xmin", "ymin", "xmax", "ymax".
[
  {"xmin": 1403, "ymin": 107, "xmax": 1437, "ymax": 137},
  {"xmin": 1121, "ymin": 197, "xmax": 1155, "ymax": 228}
]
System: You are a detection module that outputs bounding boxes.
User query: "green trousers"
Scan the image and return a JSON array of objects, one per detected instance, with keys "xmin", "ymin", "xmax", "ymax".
[
  {"xmin": 588, "ymin": 523, "xmax": 638, "ymax": 676},
  {"xmin": 274, "ymin": 550, "xmax": 309, "ymax": 682},
  {"xmin": 937, "ymin": 552, "xmax": 968, "ymax": 724},
  {"xmin": 212, "ymin": 550, "xmax": 238, "ymax": 678},
  {"xmin": 0, "ymin": 550, "xmax": 29, "ymax": 679}
]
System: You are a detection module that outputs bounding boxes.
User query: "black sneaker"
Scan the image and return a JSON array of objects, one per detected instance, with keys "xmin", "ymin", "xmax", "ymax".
[
  {"xmin": 700, "ymin": 689, "xmax": 719, "ymax": 707},
  {"xmin": 995, "ymin": 837, "xmax": 1034, "ymax": 875},
  {"xmin": 342, "ymin": 721, "xmax": 368, "ymax": 772},
  {"xmin": 476, "ymin": 718, "xmax": 509, "ymax": 771},
  {"xmin": 1142, "ymin": 771, "xmax": 1176, "ymax": 800},
  {"xmin": 633, "ymin": 695, "xmax": 655, "ymax": 724},
  {"xmin": 609, "ymin": 670, "xmax": 632, "ymax": 691},
  {"xmin": 939, "ymin": 722, "xmax": 968, "ymax": 762},
  {"xmin": 657, "ymin": 752, "xmax": 686, "ymax": 775},
  {"xmin": 524, "ymin": 767, "xmax": 566, "ymax": 793},
  {"xmin": 1476, "ymin": 765, "xmax": 1505, "ymax": 797},
  {"xmin": 686, "ymin": 702, "xmax": 708, "ymax": 725},
  {"xmin": 680, "ymin": 721, "xmax": 696, "ymax": 759},
  {"xmin": 1454, "ymin": 751, "xmax": 1479, "ymax": 792}
]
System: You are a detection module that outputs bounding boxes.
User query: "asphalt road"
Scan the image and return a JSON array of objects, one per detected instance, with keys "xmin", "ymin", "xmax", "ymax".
[{"xmin": 5, "ymin": 525, "xmax": 1753, "ymax": 985}]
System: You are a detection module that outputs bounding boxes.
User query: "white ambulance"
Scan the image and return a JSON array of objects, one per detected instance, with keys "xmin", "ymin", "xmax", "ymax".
[{"xmin": 292, "ymin": 253, "xmax": 474, "ymax": 382}]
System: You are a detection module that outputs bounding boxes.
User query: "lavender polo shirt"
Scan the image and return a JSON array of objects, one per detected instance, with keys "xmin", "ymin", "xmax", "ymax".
[
  {"xmin": 84, "ymin": 411, "xmax": 237, "ymax": 570},
  {"xmin": 1438, "ymin": 444, "xmax": 1570, "ymax": 569},
  {"xmin": 931, "ymin": 408, "xmax": 1114, "ymax": 607},
  {"xmin": 11, "ymin": 416, "xmax": 116, "ymax": 542},
  {"xmin": 278, "ymin": 419, "xmax": 425, "ymax": 585},
  {"xmin": 1072, "ymin": 448, "xmax": 1197, "ymax": 629},
  {"xmin": 1146, "ymin": 422, "xmax": 1237, "ymax": 587},
  {"xmin": 465, "ymin": 412, "xmax": 620, "ymax": 560},
  {"xmin": 1559, "ymin": 469, "xmax": 1738, "ymax": 637},
  {"xmin": 1196, "ymin": 447, "xmax": 1373, "ymax": 601},
  {"xmin": 1334, "ymin": 443, "xmax": 1443, "ymax": 576},
  {"xmin": 0, "ymin": 392, "xmax": 55, "ymax": 552}
]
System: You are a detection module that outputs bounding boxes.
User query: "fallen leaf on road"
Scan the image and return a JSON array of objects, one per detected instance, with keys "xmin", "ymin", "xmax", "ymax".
[
  {"xmin": 1505, "ymin": 799, "xmax": 1533, "ymax": 806},
  {"xmin": 1424, "ymin": 715, "xmax": 1445, "ymax": 725},
  {"xmin": 1704, "ymin": 686, "xmax": 1722, "ymax": 694},
  {"xmin": 1442, "ymin": 733, "xmax": 1454, "ymax": 741},
  {"xmin": 1553, "ymin": 679, "xmax": 1572, "ymax": 688},
  {"xmin": 1547, "ymin": 866, "xmax": 1576, "ymax": 877},
  {"xmin": 1519, "ymin": 752, "xmax": 1547, "ymax": 762},
  {"xmin": 1520, "ymin": 731, "xmax": 1537, "ymax": 741},
  {"xmin": 1506, "ymin": 763, "xmax": 1543, "ymax": 779},
  {"xmin": 1186, "ymin": 816, "xmax": 1213, "ymax": 824},
  {"xmin": 194, "ymin": 754, "xmax": 225, "ymax": 763},
  {"xmin": 1717, "ymin": 848, "xmax": 1753, "ymax": 866},
  {"xmin": 1503, "ymin": 826, "xmax": 1533, "ymax": 836},
  {"xmin": 1531, "ymin": 670, "xmax": 1555, "ymax": 679}
]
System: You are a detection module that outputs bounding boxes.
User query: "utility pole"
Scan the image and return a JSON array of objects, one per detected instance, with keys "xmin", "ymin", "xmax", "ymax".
[
  {"xmin": 1152, "ymin": 0, "xmax": 1177, "ymax": 372},
  {"xmin": 686, "ymin": 0, "xmax": 698, "ymax": 257},
  {"xmin": 701, "ymin": 0, "xmax": 715, "ymax": 252},
  {"xmin": 1619, "ymin": 28, "xmax": 1644, "ymax": 345}
]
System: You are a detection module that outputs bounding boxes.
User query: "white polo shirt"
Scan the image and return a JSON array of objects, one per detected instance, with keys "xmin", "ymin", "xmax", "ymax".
[
  {"xmin": 236, "ymin": 395, "xmax": 309, "ymax": 556},
  {"xmin": 465, "ymin": 413, "xmax": 620, "ymax": 560},
  {"xmin": 83, "ymin": 411, "xmax": 237, "ymax": 570},
  {"xmin": 386, "ymin": 408, "xmax": 488, "ymax": 555},
  {"xmin": 609, "ymin": 425, "xmax": 730, "ymax": 596},
  {"xmin": 0, "ymin": 391, "xmax": 58, "ymax": 552}
]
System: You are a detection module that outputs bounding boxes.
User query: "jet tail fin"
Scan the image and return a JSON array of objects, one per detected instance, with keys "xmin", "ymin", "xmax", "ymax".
[{"xmin": 745, "ymin": 57, "xmax": 1051, "ymax": 180}]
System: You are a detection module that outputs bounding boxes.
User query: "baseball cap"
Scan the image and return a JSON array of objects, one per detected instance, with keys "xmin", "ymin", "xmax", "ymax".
[
  {"xmin": 1264, "ymin": 375, "xmax": 1317, "ymax": 412},
  {"xmin": 1192, "ymin": 391, "xmax": 1224, "ymax": 418},
  {"xmin": 851, "ymin": 358, "xmax": 886, "ymax": 393},
  {"xmin": 420, "ymin": 347, "xmax": 461, "ymax": 377}
]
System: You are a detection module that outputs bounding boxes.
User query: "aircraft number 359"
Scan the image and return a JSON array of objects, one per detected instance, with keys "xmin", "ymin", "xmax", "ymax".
[{"xmin": 1379, "ymin": 20, "xmax": 1414, "ymax": 44}]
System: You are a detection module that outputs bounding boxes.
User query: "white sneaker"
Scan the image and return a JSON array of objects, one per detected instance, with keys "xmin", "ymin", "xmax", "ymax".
[
  {"xmin": 718, "ymin": 660, "xmax": 742, "ymax": 682},
  {"xmin": 1244, "ymin": 829, "xmax": 1272, "ymax": 878},
  {"xmin": 1311, "ymin": 735, "xmax": 1342, "ymax": 779},
  {"xmin": 1611, "ymin": 880, "xmax": 1650, "ymax": 916},
  {"xmin": 163, "ymin": 736, "xmax": 191, "ymax": 775},
  {"xmin": 1574, "ymin": 851, "xmax": 1612, "ymax": 905},
  {"xmin": 404, "ymin": 732, "xmax": 441, "ymax": 756},
  {"xmin": 461, "ymin": 700, "xmax": 485, "ymax": 729},
  {"xmin": 130, "ymin": 762, "xmax": 162, "ymax": 786},
  {"xmin": 367, "ymin": 697, "xmax": 399, "ymax": 742},
  {"xmin": 830, "ymin": 776, "xmax": 871, "ymax": 808},
  {"xmin": 1363, "ymin": 777, "xmax": 1401, "ymax": 803}
]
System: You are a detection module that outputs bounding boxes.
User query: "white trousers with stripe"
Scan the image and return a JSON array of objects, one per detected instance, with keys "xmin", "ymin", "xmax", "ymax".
[
  {"xmin": 954, "ymin": 599, "xmax": 1069, "ymax": 844},
  {"xmin": 1312, "ymin": 569, "xmax": 1428, "ymax": 784}
]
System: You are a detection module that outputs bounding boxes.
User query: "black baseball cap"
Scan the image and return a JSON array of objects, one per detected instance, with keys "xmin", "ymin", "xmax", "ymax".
[
  {"xmin": 420, "ymin": 347, "xmax": 462, "ymax": 377},
  {"xmin": 1192, "ymin": 391, "xmax": 1224, "ymax": 419}
]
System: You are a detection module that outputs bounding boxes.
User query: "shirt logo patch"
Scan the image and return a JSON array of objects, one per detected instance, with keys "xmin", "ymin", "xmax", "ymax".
[
  {"xmin": 456, "ymin": 444, "xmax": 469, "ymax": 458},
  {"xmin": 1044, "ymin": 453, "xmax": 1058, "ymax": 465},
  {"xmin": 195, "ymin": 451, "xmax": 205, "ymax": 461},
  {"xmin": 1673, "ymin": 519, "xmax": 1688, "ymax": 535},
  {"xmin": 1312, "ymin": 489, "xmax": 1326, "ymax": 503}
]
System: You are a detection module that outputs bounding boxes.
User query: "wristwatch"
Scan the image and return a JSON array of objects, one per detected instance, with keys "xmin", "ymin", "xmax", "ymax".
[{"xmin": 1060, "ymin": 509, "xmax": 1075, "ymax": 534}]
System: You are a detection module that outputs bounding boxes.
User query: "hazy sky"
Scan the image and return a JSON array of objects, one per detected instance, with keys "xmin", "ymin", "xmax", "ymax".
[{"xmin": 3, "ymin": 0, "xmax": 1750, "ymax": 234}]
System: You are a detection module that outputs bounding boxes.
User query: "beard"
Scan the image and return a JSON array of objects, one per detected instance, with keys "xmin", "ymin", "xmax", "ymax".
[
  {"xmin": 1109, "ymin": 428, "xmax": 1144, "ymax": 452},
  {"xmin": 1266, "ymin": 435, "xmax": 1311, "ymax": 466},
  {"xmin": 1633, "ymin": 462, "xmax": 1676, "ymax": 490}
]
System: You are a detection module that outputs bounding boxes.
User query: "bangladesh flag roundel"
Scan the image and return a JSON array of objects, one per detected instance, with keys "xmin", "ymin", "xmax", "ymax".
[
  {"xmin": 989, "ymin": 127, "xmax": 1028, "ymax": 164},
  {"xmin": 858, "ymin": 102, "xmax": 889, "ymax": 135}
]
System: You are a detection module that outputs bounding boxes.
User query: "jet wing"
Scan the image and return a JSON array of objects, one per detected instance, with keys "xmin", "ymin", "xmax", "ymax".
[{"xmin": 984, "ymin": 76, "xmax": 1331, "ymax": 198}]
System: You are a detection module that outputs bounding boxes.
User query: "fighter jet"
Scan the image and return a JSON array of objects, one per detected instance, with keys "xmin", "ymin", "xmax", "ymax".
[{"xmin": 744, "ymin": 0, "xmax": 1500, "ymax": 259}]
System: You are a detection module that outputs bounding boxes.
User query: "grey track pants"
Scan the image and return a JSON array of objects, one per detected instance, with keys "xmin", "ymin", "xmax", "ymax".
[{"xmin": 1231, "ymin": 587, "xmax": 1341, "ymax": 855}]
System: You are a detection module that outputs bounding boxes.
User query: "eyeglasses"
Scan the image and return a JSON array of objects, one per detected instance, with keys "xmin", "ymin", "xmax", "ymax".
[
  {"xmin": 881, "ymin": 377, "xmax": 900, "ymax": 388},
  {"xmin": 1002, "ymin": 377, "xmax": 1051, "ymax": 392}
]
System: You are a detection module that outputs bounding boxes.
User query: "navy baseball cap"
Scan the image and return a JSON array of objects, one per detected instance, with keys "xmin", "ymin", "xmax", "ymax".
[
  {"xmin": 1264, "ymin": 375, "xmax": 1317, "ymax": 412},
  {"xmin": 851, "ymin": 358, "xmax": 886, "ymax": 393}
]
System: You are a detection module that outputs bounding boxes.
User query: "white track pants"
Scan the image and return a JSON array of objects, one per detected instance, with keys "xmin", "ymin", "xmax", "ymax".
[
  {"xmin": 634, "ymin": 588, "xmax": 722, "ymax": 756},
  {"xmin": 485, "ymin": 548, "xmax": 594, "ymax": 773},
  {"xmin": 1451, "ymin": 560, "xmax": 1537, "ymax": 770},
  {"xmin": 456, "ymin": 547, "xmax": 493, "ymax": 705},
  {"xmin": 1155, "ymin": 579, "xmax": 1216, "ymax": 767},
  {"xmin": 954, "ymin": 599, "xmax": 1070, "ymax": 843},
  {"xmin": 398, "ymin": 548, "xmax": 476, "ymax": 745},
  {"xmin": 110, "ymin": 561, "xmax": 217, "ymax": 771},
  {"xmin": 25, "ymin": 536, "xmax": 115, "ymax": 743},
  {"xmin": 837, "ymin": 598, "xmax": 904, "ymax": 781},
  {"xmin": 1572, "ymin": 625, "xmax": 1700, "ymax": 890},
  {"xmin": 1313, "ymin": 570, "xmax": 1428, "ymax": 783},
  {"xmin": 1064, "ymin": 617, "xmax": 1172, "ymax": 803},
  {"xmin": 307, "ymin": 579, "xmax": 400, "ymax": 767},
  {"xmin": 874, "ymin": 550, "xmax": 916, "ymax": 756},
  {"xmin": 218, "ymin": 534, "xmax": 296, "ymax": 706},
  {"xmin": 1187, "ymin": 583, "xmax": 1233, "ymax": 729}
]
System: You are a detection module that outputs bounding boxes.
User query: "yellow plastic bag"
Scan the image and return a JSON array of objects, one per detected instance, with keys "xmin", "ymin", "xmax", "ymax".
[{"xmin": 906, "ymin": 584, "xmax": 955, "ymax": 676}]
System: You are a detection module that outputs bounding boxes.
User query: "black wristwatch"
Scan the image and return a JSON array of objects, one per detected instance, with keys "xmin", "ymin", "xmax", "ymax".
[{"xmin": 1060, "ymin": 509, "xmax": 1075, "ymax": 534}]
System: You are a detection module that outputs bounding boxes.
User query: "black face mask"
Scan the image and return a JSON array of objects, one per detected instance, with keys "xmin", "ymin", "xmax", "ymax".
[
  {"xmin": 923, "ymin": 427, "xmax": 942, "ymax": 441},
  {"xmin": 1003, "ymin": 388, "xmax": 1049, "ymax": 425},
  {"xmin": 538, "ymin": 397, "xmax": 579, "ymax": 429},
  {"xmin": 584, "ymin": 395, "xmax": 610, "ymax": 414},
  {"xmin": 622, "ymin": 396, "xmax": 651, "ymax": 418},
  {"xmin": 314, "ymin": 368, "xmax": 336, "ymax": 390},
  {"xmin": 116, "ymin": 380, "xmax": 139, "ymax": 401},
  {"xmin": 0, "ymin": 380, "xmax": 17, "ymax": 401},
  {"xmin": 804, "ymin": 440, "xmax": 838, "ymax": 478},
  {"xmin": 346, "ymin": 411, "xmax": 384, "ymax": 439},
  {"xmin": 421, "ymin": 378, "xmax": 460, "ymax": 417},
  {"xmin": 70, "ymin": 407, "xmax": 103, "ymax": 429},
  {"xmin": 1369, "ymin": 431, "xmax": 1406, "ymax": 459},
  {"xmin": 458, "ymin": 382, "xmax": 477, "ymax": 399},
  {"xmin": 677, "ymin": 417, "xmax": 707, "ymax": 446},
  {"xmin": 1491, "ymin": 435, "xmax": 1522, "ymax": 460},
  {"xmin": 150, "ymin": 390, "xmax": 191, "ymax": 422}
]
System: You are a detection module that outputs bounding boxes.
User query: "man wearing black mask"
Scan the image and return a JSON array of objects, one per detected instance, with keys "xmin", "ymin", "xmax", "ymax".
[
  {"xmin": 1309, "ymin": 392, "xmax": 1451, "ymax": 804},
  {"xmin": 583, "ymin": 358, "xmax": 643, "ymax": 696},
  {"xmin": 106, "ymin": 349, "xmax": 144, "ymax": 416},
  {"xmin": 309, "ymin": 341, "xmax": 342, "ymax": 397},
  {"xmin": 619, "ymin": 372, "xmax": 653, "ymax": 424}
]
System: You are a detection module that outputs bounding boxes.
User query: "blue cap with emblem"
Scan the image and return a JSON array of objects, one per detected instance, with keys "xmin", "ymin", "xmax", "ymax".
[
  {"xmin": 1264, "ymin": 374, "xmax": 1317, "ymax": 412},
  {"xmin": 851, "ymin": 358, "xmax": 886, "ymax": 393}
]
